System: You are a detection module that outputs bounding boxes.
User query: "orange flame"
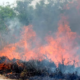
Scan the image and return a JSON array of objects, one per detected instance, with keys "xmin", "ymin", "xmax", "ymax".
[
  {"xmin": 0, "ymin": 17, "xmax": 80, "ymax": 67},
  {"xmin": 39, "ymin": 16, "xmax": 80, "ymax": 66}
]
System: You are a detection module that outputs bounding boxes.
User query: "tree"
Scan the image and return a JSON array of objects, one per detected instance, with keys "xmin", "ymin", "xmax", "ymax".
[{"xmin": 0, "ymin": 5, "xmax": 16, "ymax": 31}]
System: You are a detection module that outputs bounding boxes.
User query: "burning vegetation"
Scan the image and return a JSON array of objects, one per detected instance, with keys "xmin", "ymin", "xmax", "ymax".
[
  {"xmin": 0, "ymin": 56, "xmax": 80, "ymax": 80},
  {"xmin": 0, "ymin": 0, "xmax": 80, "ymax": 80}
]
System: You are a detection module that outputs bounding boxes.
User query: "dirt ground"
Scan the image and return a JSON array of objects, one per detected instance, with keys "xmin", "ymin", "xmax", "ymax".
[{"xmin": 0, "ymin": 74, "xmax": 16, "ymax": 80}]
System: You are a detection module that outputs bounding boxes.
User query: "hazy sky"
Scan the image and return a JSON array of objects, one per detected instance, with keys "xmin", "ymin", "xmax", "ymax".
[
  {"xmin": 0, "ymin": 0, "xmax": 40, "ymax": 6},
  {"xmin": 0, "ymin": 0, "xmax": 16, "ymax": 5}
]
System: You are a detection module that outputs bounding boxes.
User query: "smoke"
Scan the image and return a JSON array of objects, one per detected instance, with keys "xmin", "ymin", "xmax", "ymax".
[
  {"xmin": 60, "ymin": 0, "xmax": 80, "ymax": 34},
  {"xmin": 0, "ymin": 18, "xmax": 21, "ymax": 50},
  {"xmin": 32, "ymin": 0, "xmax": 60, "ymax": 38}
]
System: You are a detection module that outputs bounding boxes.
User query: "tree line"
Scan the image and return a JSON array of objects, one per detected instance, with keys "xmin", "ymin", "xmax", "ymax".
[{"xmin": 0, "ymin": 0, "xmax": 74, "ymax": 32}]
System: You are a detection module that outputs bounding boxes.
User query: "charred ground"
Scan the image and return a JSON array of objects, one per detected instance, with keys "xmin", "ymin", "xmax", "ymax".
[{"xmin": 0, "ymin": 56, "xmax": 80, "ymax": 80}]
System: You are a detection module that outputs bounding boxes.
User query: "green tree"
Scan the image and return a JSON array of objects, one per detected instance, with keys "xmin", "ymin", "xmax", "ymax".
[{"xmin": 0, "ymin": 5, "xmax": 16, "ymax": 31}]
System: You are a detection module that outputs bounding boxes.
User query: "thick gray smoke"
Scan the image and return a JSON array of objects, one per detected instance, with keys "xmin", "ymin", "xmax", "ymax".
[
  {"xmin": 62, "ymin": 0, "xmax": 80, "ymax": 34},
  {"xmin": 0, "ymin": 18, "xmax": 22, "ymax": 50}
]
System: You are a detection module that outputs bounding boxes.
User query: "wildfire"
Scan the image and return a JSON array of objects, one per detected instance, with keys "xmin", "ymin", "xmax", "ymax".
[
  {"xmin": 0, "ymin": 0, "xmax": 80, "ymax": 67},
  {"xmin": 39, "ymin": 16, "xmax": 80, "ymax": 66},
  {"xmin": 0, "ymin": 16, "xmax": 79, "ymax": 67}
]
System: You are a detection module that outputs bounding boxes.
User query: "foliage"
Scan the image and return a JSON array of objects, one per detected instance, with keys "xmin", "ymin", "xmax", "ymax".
[{"xmin": 0, "ymin": 5, "xmax": 16, "ymax": 31}]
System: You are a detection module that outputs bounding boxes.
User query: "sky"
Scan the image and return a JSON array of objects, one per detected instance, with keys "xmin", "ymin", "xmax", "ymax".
[
  {"xmin": 0, "ymin": 0, "xmax": 16, "ymax": 5},
  {"xmin": 0, "ymin": 0, "xmax": 40, "ymax": 6}
]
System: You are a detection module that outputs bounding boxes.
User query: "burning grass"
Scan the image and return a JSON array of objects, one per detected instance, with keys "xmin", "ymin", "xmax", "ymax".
[
  {"xmin": 0, "ymin": 56, "xmax": 80, "ymax": 80},
  {"xmin": 0, "ymin": 22, "xmax": 80, "ymax": 80}
]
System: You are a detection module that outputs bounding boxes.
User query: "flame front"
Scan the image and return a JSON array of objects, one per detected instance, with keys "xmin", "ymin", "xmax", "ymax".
[
  {"xmin": 0, "ymin": 15, "xmax": 80, "ymax": 67},
  {"xmin": 39, "ymin": 16, "xmax": 80, "ymax": 66}
]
